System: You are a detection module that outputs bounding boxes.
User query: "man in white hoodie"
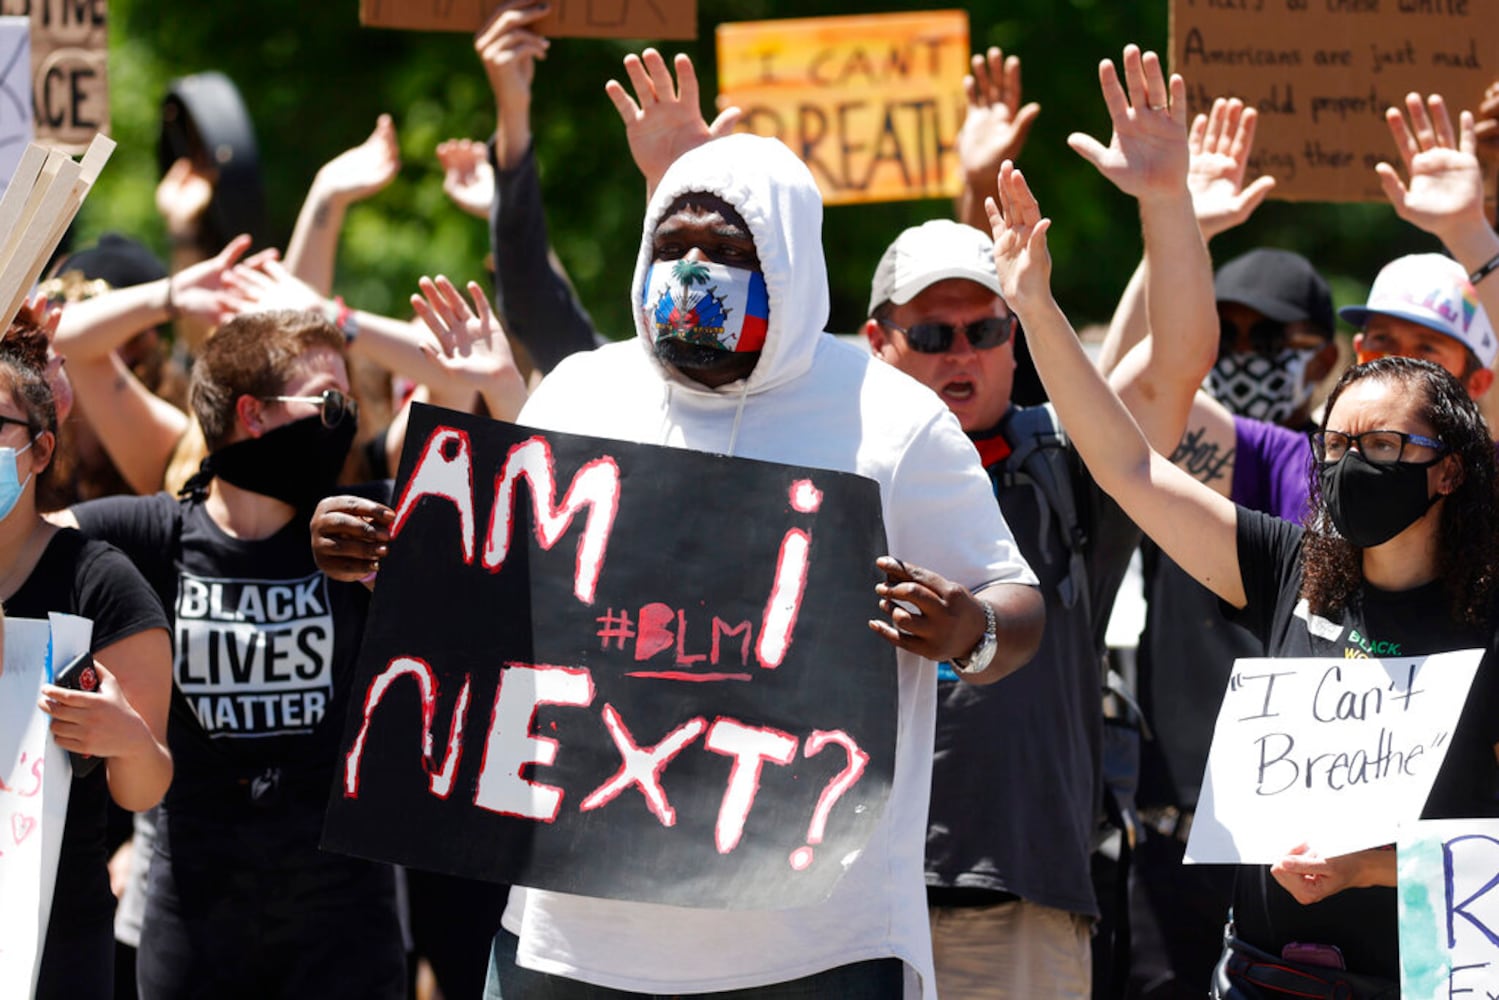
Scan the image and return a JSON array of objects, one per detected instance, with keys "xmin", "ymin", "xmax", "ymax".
[
  {"xmin": 491, "ymin": 133, "xmax": 1042, "ymax": 996},
  {"xmin": 313, "ymin": 130, "xmax": 1041, "ymax": 996}
]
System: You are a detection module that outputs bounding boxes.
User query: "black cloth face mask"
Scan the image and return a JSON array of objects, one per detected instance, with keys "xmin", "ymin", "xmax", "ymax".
[
  {"xmin": 1318, "ymin": 449, "xmax": 1443, "ymax": 548},
  {"xmin": 181, "ymin": 413, "xmax": 356, "ymax": 509}
]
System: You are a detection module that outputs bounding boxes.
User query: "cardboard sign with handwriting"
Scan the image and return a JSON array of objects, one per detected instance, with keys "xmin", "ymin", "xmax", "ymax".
[
  {"xmin": 1170, "ymin": 0, "xmax": 1499, "ymax": 202},
  {"xmin": 717, "ymin": 11, "xmax": 970, "ymax": 206},
  {"xmin": 0, "ymin": 0, "xmax": 107, "ymax": 154},
  {"xmin": 360, "ymin": 0, "xmax": 695, "ymax": 38}
]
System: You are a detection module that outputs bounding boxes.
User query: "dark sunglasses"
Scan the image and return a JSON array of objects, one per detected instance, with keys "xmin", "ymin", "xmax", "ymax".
[
  {"xmin": 879, "ymin": 314, "xmax": 1015, "ymax": 354},
  {"xmin": 260, "ymin": 388, "xmax": 358, "ymax": 428}
]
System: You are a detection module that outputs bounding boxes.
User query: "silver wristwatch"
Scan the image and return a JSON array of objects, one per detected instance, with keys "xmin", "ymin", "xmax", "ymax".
[{"xmin": 952, "ymin": 602, "xmax": 998, "ymax": 675}]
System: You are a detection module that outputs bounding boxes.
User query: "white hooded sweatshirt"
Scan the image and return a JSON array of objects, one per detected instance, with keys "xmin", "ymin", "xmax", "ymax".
[{"xmin": 503, "ymin": 133, "xmax": 1035, "ymax": 997}]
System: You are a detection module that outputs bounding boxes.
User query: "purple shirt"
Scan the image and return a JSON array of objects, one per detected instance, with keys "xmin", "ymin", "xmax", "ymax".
[{"xmin": 1230, "ymin": 417, "xmax": 1314, "ymax": 521}]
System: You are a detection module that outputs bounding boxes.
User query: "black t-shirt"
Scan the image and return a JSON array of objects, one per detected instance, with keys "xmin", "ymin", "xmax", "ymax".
[
  {"xmin": 12, "ymin": 529, "xmax": 168, "ymax": 986},
  {"xmin": 72, "ymin": 492, "xmax": 374, "ymax": 856},
  {"xmin": 1228, "ymin": 508, "xmax": 1499, "ymax": 980}
]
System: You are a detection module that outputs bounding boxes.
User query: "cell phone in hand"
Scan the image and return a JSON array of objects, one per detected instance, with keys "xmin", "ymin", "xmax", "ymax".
[{"xmin": 52, "ymin": 650, "xmax": 102, "ymax": 777}]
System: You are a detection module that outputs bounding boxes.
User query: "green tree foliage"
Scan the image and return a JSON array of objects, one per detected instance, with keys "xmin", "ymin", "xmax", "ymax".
[{"xmin": 78, "ymin": 0, "xmax": 1435, "ymax": 347}]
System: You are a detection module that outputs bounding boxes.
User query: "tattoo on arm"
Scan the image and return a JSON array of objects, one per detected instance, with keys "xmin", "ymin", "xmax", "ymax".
[
  {"xmin": 312, "ymin": 202, "xmax": 329, "ymax": 229},
  {"xmin": 1170, "ymin": 426, "xmax": 1235, "ymax": 486}
]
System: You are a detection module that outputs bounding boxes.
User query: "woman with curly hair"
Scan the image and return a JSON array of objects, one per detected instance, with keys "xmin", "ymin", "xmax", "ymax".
[{"xmin": 986, "ymin": 161, "xmax": 1499, "ymax": 996}]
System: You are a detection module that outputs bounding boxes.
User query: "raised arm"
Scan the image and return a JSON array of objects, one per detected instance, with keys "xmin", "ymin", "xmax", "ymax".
[
  {"xmin": 221, "ymin": 257, "xmax": 475, "ymax": 397},
  {"xmin": 987, "ymin": 161, "xmax": 1245, "ymax": 607},
  {"xmin": 283, "ymin": 115, "xmax": 401, "ymax": 295},
  {"xmin": 437, "ymin": 138, "xmax": 495, "ymax": 219},
  {"xmin": 477, "ymin": 0, "xmax": 599, "ymax": 371},
  {"xmin": 1066, "ymin": 45, "xmax": 1220, "ymax": 457},
  {"xmin": 954, "ymin": 47, "xmax": 1040, "ymax": 232},
  {"xmin": 1377, "ymin": 93, "xmax": 1499, "ymax": 355},
  {"xmin": 1097, "ymin": 97, "xmax": 1277, "ymax": 375},
  {"xmin": 52, "ymin": 236, "xmax": 253, "ymax": 494}
]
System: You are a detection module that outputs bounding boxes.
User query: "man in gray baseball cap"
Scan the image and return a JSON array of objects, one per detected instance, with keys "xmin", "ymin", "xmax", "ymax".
[{"xmin": 864, "ymin": 217, "xmax": 1142, "ymax": 1000}]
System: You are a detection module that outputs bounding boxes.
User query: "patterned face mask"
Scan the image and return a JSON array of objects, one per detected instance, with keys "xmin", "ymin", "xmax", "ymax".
[
  {"xmin": 1206, "ymin": 348, "xmax": 1319, "ymax": 424},
  {"xmin": 642, "ymin": 260, "xmax": 770, "ymax": 354}
]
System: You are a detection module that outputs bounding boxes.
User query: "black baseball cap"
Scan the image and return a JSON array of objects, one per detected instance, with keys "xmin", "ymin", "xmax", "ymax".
[{"xmin": 1213, "ymin": 248, "xmax": 1334, "ymax": 338}]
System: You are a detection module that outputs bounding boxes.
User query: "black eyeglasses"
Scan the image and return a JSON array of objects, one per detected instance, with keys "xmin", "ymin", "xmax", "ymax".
[
  {"xmin": 879, "ymin": 315, "xmax": 1015, "ymax": 354},
  {"xmin": 0, "ymin": 414, "xmax": 34, "ymax": 435},
  {"xmin": 1310, "ymin": 429, "xmax": 1447, "ymax": 466},
  {"xmin": 260, "ymin": 389, "xmax": 358, "ymax": 428}
]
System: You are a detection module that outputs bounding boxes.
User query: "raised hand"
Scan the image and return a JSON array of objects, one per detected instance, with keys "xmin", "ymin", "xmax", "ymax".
[
  {"xmin": 411, "ymin": 275, "xmax": 528, "ymax": 419},
  {"xmin": 605, "ymin": 49, "xmax": 742, "ymax": 198},
  {"xmin": 437, "ymin": 138, "xmax": 496, "ymax": 219},
  {"xmin": 957, "ymin": 47, "xmax": 1041, "ymax": 184},
  {"xmin": 1067, "ymin": 44, "xmax": 1189, "ymax": 202},
  {"xmin": 316, "ymin": 114, "xmax": 401, "ymax": 206},
  {"xmin": 984, "ymin": 161, "xmax": 1054, "ymax": 314},
  {"xmin": 1187, "ymin": 97, "xmax": 1277, "ymax": 239},
  {"xmin": 155, "ymin": 156, "xmax": 215, "ymax": 244},
  {"xmin": 475, "ymin": 0, "xmax": 550, "ymax": 169},
  {"xmin": 1376, "ymin": 92, "xmax": 1486, "ymax": 243},
  {"xmin": 170, "ymin": 234, "xmax": 257, "ymax": 325},
  {"xmin": 220, "ymin": 256, "xmax": 326, "ymax": 316},
  {"xmin": 25, "ymin": 292, "xmax": 61, "ymax": 341}
]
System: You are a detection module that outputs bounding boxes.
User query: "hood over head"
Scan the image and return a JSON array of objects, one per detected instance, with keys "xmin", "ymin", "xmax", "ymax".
[{"xmin": 631, "ymin": 133, "xmax": 829, "ymax": 396}]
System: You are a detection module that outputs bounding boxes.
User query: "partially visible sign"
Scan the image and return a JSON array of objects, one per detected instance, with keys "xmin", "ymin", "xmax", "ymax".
[
  {"xmin": 0, "ymin": 0, "xmax": 106, "ymax": 154},
  {"xmin": 1170, "ymin": 0, "xmax": 1499, "ymax": 202},
  {"xmin": 1185, "ymin": 652, "xmax": 1480, "ymax": 864},
  {"xmin": 0, "ymin": 614, "xmax": 89, "ymax": 998},
  {"xmin": 1399, "ymin": 820, "xmax": 1499, "ymax": 1000},
  {"xmin": 0, "ymin": 18, "xmax": 31, "ymax": 189},
  {"xmin": 359, "ymin": 0, "xmax": 696, "ymax": 38},
  {"xmin": 323, "ymin": 404, "xmax": 897, "ymax": 909},
  {"xmin": 717, "ymin": 11, "xmax": 970, "ymax": 206}
]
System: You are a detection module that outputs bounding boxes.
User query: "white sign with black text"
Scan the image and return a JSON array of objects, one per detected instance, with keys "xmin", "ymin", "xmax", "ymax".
[{"xmin": 1186, "ymin": 651, "xmax": 1481, "ymax": 864}]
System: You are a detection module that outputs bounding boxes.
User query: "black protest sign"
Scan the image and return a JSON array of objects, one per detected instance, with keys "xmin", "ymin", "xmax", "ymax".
[{"xmin": 323, "ymin": 403, "xmax": 895, "ymax": 908}]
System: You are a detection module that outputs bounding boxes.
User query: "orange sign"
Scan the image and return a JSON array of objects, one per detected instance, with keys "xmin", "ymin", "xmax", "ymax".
[
  {"xmin": 717, "ymin": 11, "xmax": 970, "ymax": 206},
  {"xmin": 1171, "ymin": 0, "xmax": 1499, "ymax": 203},
  {"xmin": 360, "ymin": 0, "xmax": 695, "ymax": 38}
]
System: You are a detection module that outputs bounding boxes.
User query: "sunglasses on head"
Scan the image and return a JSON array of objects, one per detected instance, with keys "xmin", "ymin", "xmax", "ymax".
[
  {"xmin": 260, "ymin": 388, "xmax": 358, "ymax": 428},
  {"xmin": 878, "ymin": 314, "xmax": 1015, "ymax": 354}
]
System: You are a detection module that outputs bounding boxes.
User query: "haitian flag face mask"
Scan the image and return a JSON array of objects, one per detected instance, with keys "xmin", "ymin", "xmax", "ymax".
[{"xmin": 642, "ymin": 260, "xmax": 770, "ymax": 353}]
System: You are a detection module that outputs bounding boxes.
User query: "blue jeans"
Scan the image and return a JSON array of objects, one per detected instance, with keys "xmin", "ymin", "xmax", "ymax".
[{"xmin": 485, "ymin": 929, "xmax": 904, "ymax": 999}]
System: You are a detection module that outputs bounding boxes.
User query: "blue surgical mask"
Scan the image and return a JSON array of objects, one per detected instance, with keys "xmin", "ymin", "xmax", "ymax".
[{"xmin": 0, "ymin": 440, "xmax": 35, "ymax": 520}]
